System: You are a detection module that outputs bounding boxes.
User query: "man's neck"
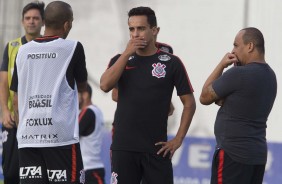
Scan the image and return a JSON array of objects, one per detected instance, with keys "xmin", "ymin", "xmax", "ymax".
[
  {"xmin": 25, "ymin": 34, "xmax": 41, "ymax": 42},
  {"xmin": 44, "ymin": 29, "xmax": 65, "ymax": 39},
  {"xmin": 246, "ymin": 54, "xmax": 265, "ymax": 64},
  {"xmin": 82, "ymin": 101, "xmax": 92, "ymax": 109}
]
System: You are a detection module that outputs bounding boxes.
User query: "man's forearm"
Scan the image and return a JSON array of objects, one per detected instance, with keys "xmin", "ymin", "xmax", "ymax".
[
  {"xmin": 175, "ymin": 94, "xmax": 196, "ymax": 141},
  {"xmin": 13, "ymin": 93, "xmax": 19, "ymax": 126},
  {"xmin": 100, "ymin": 53, "xmax": 131, "ymax": 93},
  {"xmin": 0, "ymin": 72, "xmax": 9, "ymax": 112}
]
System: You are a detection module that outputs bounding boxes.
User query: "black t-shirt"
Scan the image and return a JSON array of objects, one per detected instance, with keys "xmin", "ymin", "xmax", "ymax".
[
  {"xmin": 213, "ymin": 63, "xmax": 277, "ymax": 165},
  {"xmin": 10, "ymin": 36, "xmax": 87, "ymax": 92},
  {"xmin": 110, "ymin": 50, "xmax": 193, "ymax": 153},
  {"xmin": 111, "ymin": 42, "xmax": 174, "ymax": 127}
]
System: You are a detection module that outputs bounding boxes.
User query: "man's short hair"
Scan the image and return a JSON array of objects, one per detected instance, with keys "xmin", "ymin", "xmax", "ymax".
[
  {"xmin": 22, "ymin": 1, "xmax": 45, "ymax": 20},
  {"xmin": 44, "ymin": 1, "xmax": 72, "ymax": 29},
  {"xmin": 241, "ymin": 27, "xmax": 265, "ymax": 54},
  {"xmin": 128, "ymin": 6, "xmax": 157, "ymax": 28}
]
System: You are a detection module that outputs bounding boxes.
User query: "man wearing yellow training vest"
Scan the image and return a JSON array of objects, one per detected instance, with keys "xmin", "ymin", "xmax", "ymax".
[{"xmin": 0, "ymin": 1, "xmax": 45, "ymax": 183}]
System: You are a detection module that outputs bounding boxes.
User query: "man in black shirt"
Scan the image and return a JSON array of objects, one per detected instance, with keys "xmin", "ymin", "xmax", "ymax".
[{"xmin": 100, "ymin": 6, "xmax": 196, "ymax": 184}]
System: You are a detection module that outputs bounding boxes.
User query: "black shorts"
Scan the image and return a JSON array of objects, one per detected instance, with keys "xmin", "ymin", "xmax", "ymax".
[
  {"xmin": 211, "ymin": 149, "xmax": 265, "ymax": 184},
  {"xmin": 1, "ymin": 126, "xmax": 20, "ymax": 184},
  {"xmin": 19, "ymin": 143, "xmax": 85, "ymax": 184},
  {"xmin": 85, "ymin": 168, "xmax": 105, "ymax": 184},
  {"xmin": 111, "ymin": 150, "xmax": 173, "ymax": 184}
]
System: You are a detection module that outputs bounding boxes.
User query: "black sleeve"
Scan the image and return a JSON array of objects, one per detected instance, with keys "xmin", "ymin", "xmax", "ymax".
[
  {"xmin": 173, "ymin": 56, "xmax": 194, "ymax": 96},
  {"xmin": 213, "ymin": 68, "xmax": 242, "ymax": 98},
  {"xmin": 74, "ymin": 42, "xmax": 87, "ymax": 83},
  {"xmin": 0, "ymin": 44, "xmax": 9, "ymax": 71},
  {"xmin": 66, "ymin": 41, "xmax": 87, "ymax": 89},
  {"xmin": 107, "ymin": 54, "xmax": 121, "ymax": 69},
  {"xmin": 10, "ymin": 62, "xmax": 18, "ymax": 92},
  {"xmin": 79, "ymin": 108, "xmax": 95, "ymax": 136},
  {"xmin": 107, "ymin": 54, "xmax": 121, "ymax": 89}
]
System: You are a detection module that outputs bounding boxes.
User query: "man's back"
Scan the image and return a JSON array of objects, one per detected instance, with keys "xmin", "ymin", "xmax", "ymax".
[{"xmin": 13, "ymin": 37, "xmax": 81, "ymax": 148}]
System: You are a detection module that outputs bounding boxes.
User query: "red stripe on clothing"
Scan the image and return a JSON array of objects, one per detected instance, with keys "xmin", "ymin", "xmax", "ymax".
[
  {"xmin": 217, "ymin": 149, "xmax": 224, "ymax": 184},
  {"xmin": 175, "ymin": 55, "xmax": 194, "ymax": 92},
  {"xmin": 79, "ymin": 108, "xmax": 87, "ymax": 122},
  {"xmin": 71, "ymin": 144, "xmax": 77, "ymax": 182},
  {"xmin": 93, "ymin": 172, "xmax": 103, "ymax": 184},
  {"xmin": 35, "ymin": 36, "xmax": 59, "ymax": 40}
]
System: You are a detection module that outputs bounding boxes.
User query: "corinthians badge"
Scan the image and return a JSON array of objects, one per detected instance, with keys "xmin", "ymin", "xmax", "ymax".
[{"xmin": 152, "ymin": 62, "xmax": 166, "ymax": 78}]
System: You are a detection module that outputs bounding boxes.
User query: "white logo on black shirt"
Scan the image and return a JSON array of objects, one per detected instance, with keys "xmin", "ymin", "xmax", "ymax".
[
  {"xmin": 129, "ymin": 56, "xmax": 135, "ymax": 60},
  {"xmin": 158, "ymin": 54, "xmax": 171, "ymax": 61},
  {"xmin": 152, "ymin": 62, "xmax": 166, "ymax": 78}
]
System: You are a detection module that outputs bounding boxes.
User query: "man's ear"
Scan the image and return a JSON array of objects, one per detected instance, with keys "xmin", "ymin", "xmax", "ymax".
[
  {"xmin": 63, "ymin": 21, "xmax": 69, "ymax": 31},
  {"xmin": 248, "ymin": 42, "xmax": 255, "ymax": 53},
  {"xmin": 156, "ymin": 27, "xmax": 160, "ymax": 34},
  {"xmin": 152, "ymin": 26, "xmax": 159, "ymax": 36},
  {"xmin": 64, "ymin": 21, "xmax": 72, "ymax": 32}
]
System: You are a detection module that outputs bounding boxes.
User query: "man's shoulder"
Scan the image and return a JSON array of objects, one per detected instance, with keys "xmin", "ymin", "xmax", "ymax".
[
  {"xmin": 111, "ymin": 53, "xmax": 122, "ymax": 61},
  {"xmin": 64, "ymin": 39, "xmax": 78, "ymax": 44},
  {"xmin": 8, "ymin": 37, "xmax": 23, "ymax": 48},
  {"xmin": 90, "ymin": 104, "xmax": 103, "ymax": 114},
  {"xmin": 156, "ymin": 50, "xmax": 180, "ymax": 62},
  {"xmin": 53, "ymin": 38, "xmax": 78, "ymax": 46},
  {"xmin": 156, "ymin": 42, "xmax": 173, "ymax": 54}
]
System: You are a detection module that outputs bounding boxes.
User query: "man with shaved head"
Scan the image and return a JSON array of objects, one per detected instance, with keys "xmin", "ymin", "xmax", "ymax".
[
  {"xmin": 44, "ymin": 1, "xmax": 73, "ymax": 37},
  {"xmin": 200, "ymin": 27, "xmax": 277, "ymax": 184},
  {"xmin": 10, "ymin": 1, "xmax": 87, "ymax": 184}
]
